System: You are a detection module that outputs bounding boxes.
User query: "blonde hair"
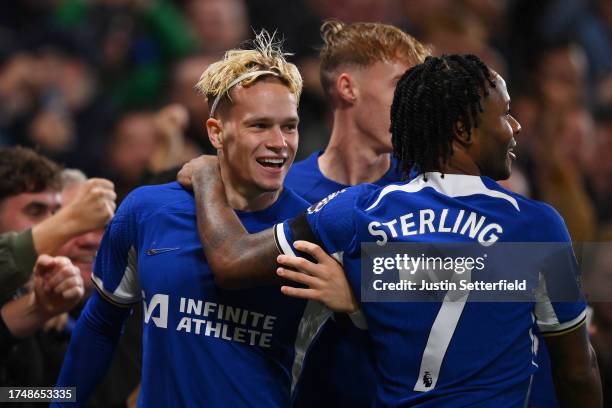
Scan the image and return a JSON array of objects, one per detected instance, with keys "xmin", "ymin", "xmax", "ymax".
[
  {"xmin": 195, "ymin": 30, "xmax": 303, "ymax": 117},
  {"xmin": 319, "ymin": 20, "xmax": 431, "ymax": 96}
]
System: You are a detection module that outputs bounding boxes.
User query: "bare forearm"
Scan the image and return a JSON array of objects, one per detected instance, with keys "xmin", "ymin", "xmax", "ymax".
[
  {"xmin": 546, "ymin": 326, "xmax": 603, "ymax": 408},
  {"xmin": 31, "ymin": 210, "xmax": 80, "ymax": 255},
  {"xmin": 0, "ymin": 294, "xmax": 49, "ymax": 338},
  {"xmin": 32, "ymin": 178, "xmax": 116, "ymax": 255},
  {"xmin": 554, "ymin": 371, "xmax": 602, "ymax": 406},
  {"xmin": 192, "ymin": 168, "xmax": 280, "ymax": 288}
]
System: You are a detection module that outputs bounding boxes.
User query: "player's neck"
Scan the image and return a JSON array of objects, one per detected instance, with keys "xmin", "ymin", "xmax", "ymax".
[
  {"xmin": 220, "ymin": 169, "xmax": 281, "ymax": 212},
  {"xmin": 438, "ymin": 159, "xmax": 481, "ymax": 176},
  {"xmin": 438, "ymin": 148, "xmax": 482, "ymax": 176},
  {"xmin": 224, "ymin": 184, "xmax": 280, "ymax": 212},
  {"xmin": 319, "ymin": 116, "xmax": 391, "ymax": 185}
]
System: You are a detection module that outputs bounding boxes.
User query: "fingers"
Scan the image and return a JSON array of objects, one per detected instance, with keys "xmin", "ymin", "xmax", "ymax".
[
  {"xmin": 34, "ymin": 254, "xmax": 57, "ymax": 273},
  {"xmin": 71, "ymin": 178, "xmax": 116, "ymax": 229},
  {"xmin": 277, "ymin": 254, "xmax": 320, "ymax": 275},
  {"xmin": 293, "ymin": 241, "xmax": 330, "ymax": 264},
  {"xmin": 91, "ymin": 186, "xmax": 117, "ymax": 203},
  {"xmin": 59, "ymin": 284, "xmax": 85, "ymax": 301},
  {"xmin": 86, "ymin": 178, "xmax": 114, "ymax": 190},
  {"xmin": 177, "ymin": 155, "xmax": 218, "ymax": 189},
  {"xmin": 276, "ymin": 267, "xmax": 319, "ymax": 288},
  {"xmin": 103, "ymin": 198, "xmax": 116, "ymax": 219},
  {"xmin": 177, "ymin": 162, "xmax": 195, "ymax": 189},
  {"xmin": 280, "ymin": 286, "xmax": 320, "ymax": 301},
  {"xmin": 80, "ymin": 179, "xmax": 115, "ymax": 206},
  {"xmin": 53, "ymin": 275, "xmax": 83, "ymax": 296},
  {"xmin": 89, "ymin": 183, "xmax": 117, "ymax": 214},
  {"xmin": 35, "ymin": 254, "xmax": 70, "ymax": 278},
  {"xmin": 41, "ymin": 257, "xmax": 78, "ymax": 291}
]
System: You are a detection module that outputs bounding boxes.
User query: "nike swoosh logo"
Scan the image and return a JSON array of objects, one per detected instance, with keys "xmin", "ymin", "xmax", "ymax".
[{"xmin": 146, "ymin": 247, "xmax": 180, "ymax": 255}]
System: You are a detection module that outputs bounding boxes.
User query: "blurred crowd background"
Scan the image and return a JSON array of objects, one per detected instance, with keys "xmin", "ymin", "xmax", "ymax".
[
  {"xmin": 0, "ymin": 0, "xmax": 610, "ymax": 216},
  {"xmin": 0, "ymin": 0, "xmax": 611, "ymax": 404}
]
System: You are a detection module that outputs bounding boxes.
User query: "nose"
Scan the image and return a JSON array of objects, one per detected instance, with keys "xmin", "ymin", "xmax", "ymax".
[
  {"xmin": 265, "ymin": 126, "xmax": 288, "ymax": 151},
  {"xmin": 511, "ymin": 115, "xmax": 521, "ymax": 134}
]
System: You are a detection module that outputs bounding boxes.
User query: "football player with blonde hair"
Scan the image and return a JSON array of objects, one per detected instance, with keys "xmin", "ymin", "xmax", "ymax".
[{"xmin": 55, "ymin": 31, "xmax": 352, "ymax": 407}]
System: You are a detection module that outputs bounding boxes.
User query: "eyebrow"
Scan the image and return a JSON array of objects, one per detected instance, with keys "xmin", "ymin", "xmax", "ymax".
[{"xmin": 244, "ymin": 115, "xmax": 299, "ymax": 123}]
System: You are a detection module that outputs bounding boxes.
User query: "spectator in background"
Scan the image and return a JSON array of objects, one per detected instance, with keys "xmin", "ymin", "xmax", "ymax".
[
  {"xmin": 401, "ymin": 0, "xmax": 507, "ymax": 76},
  {"xmin": 0, "ymin": 36, "xmax": 116, "ymax": 177},
  {"xmin": 514, "ymin": 40, "xmax": 597, "ymax": 244},
  {"xmin": 56, "ymin": 168, "xmax": 143, "ymax": 408},
  {"xmin": 0, "ymin": 147, "xmax": 76, "ymax": 387},
  {"xmin": 0, "ymin": 170, "xmax": 117, "ymax": 298},
  {"xmin": 57, "ymin": 170, "xmax": 103, "ymax": 293},
  {"xmin": 583, "ymin": 243, "xmax": 612, "ymax": 407},
  {"xmin": 106, "ymin": 106, "xmax": 198, "ymax": 201},
  {"xmin": 184, "ymin": 0, "xmax": 249, "ymax": 55},
  {"xmin": 1, "ymin": 255, "xmax": 84, "ymax": 348},
  {"xmin": 587, "ymin": 106, "xmax": 612, "ymax": 229},
  {"xmin": 0, "ymin": 146, "xmax": 116, "ymax": 389},
  {"xmin": 53, "ymin": 0, "xmax": 196, "ymax": 110},
  {"xmin": 0, "ymin": 146, "xmax": 62, "ymax": 244},
  {"xmin": 169, "ymin": 54, "xmax": 218, "ymax": 155},
  {"xmin": 107, "ymin": 111, "xmax": 158, "ymax": 200},
  {"xmin": 506, "ymin": 39, "xmax": 599, "ymax": 408}
]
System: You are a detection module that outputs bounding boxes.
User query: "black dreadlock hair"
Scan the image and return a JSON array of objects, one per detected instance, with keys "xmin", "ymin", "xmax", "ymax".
[{"xmin": 390, "ymin": 54, "xmax": 496, "ymax": 178}]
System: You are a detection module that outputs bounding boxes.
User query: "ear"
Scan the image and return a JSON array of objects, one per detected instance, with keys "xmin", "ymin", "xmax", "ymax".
[
  {"xmin": 453, "ymin": 120, "xmax": 473, "ymax": 147},
  {"xmin": 336, "ymin": 72, "xmax": 358, "ymax": 104},
  {"xmin": 206, "ymin": 118, "xmax": 223, "ymax": 149}
]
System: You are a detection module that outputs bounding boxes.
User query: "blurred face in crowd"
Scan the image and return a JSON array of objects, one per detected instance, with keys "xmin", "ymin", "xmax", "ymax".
[
  {"xmin": 584, "ymin": 248, "xmax": 612, "ymax": 327},
  {"xmin": 110, "ymin": 113, "xmax": 157, "ymax": 183},
  {"xmin": 307, "ymin": 0, "xmax": 394, "ymax": 23},
  {"xmin": 209, "ymin": 77, "xmax": 299, "ymax": 198},
  {"xmin": 537, "ymin": 44, "xmax": 587, "ymax": 108},
  {"xmin": 468, "ymin": 73, "xmax": 521, "ymax": 180},
  {"xmin": 0, "ymin": 190, "xmax": 61, "ymax": 233},
  {"xmin": 171, "ymin": 55, "xmax": 216, "ymax": 124},
  {"xmin": 57, "ymin": 182, "xmax": 103, "ymax": 291},
  {"xmin": 186, "ymin": 0, "xmax": 248, "ymax": 53},
  {"xmin": 351, "ymin": 59, "xmax": 412, "ymax": 152},
  {"xmin": 587, "ymin": 119, "xmax": 612, "ymax": 196}
]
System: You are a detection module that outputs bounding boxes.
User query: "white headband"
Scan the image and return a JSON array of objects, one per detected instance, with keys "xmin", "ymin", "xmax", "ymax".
[{"xmin": 209, "ymin": 70, "xmax": 279, "ymax": 117}]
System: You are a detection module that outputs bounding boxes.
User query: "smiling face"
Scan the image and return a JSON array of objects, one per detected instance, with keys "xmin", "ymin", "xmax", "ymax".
[
  {"xmin": 470, "ymin": 73, "xmax": 521, "ymax": 180},
  {"xmin": 210, "ymin": 77, "xmax": 299, "ymax": 198}
]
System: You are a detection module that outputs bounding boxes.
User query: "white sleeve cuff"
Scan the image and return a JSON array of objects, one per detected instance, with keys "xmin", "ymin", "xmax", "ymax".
[{"xmin": 348, "ymin": 309, "xmax": 368, "ymax": 330}]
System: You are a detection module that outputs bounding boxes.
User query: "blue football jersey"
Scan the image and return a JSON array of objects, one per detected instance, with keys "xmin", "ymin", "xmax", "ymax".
[
  {"xmin": 530, "ymin": 341, "xmax": 559, "ymax": 407},
  {"xmin": 92, "ymin": 182, "xmax": 330, "ymax": 407},
  {"xmin": 285, "ymin": 150, "xmax": 403, "ymax": 407},
  {"xmin": 285, "ymin": 150, "xmax": 403, "ymax": 203},
  {"xmin": 275, "ymin": 173, "xmax": 586, "ymax": 406}
]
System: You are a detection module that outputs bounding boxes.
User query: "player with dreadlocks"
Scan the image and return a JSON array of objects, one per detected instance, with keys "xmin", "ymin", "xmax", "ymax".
[
  {"xmin": 178, "ymin": 54, "xmax": 602, "ymax": 406},
  {"xmin": 391, "ymin": 55, "xmax": 498, "ymax": 178},
  {"xmin": 54, "ymin": 31, "xmax": 356, "ymax": 407}
]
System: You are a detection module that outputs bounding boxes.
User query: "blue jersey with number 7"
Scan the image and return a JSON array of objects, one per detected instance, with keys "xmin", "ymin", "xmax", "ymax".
[{"xmin": 274, "ymin": 172, "xmax": 586, "ymax": 407}]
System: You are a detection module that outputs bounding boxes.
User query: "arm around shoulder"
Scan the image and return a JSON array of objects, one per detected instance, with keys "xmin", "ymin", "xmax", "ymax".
[{"xmin": 191, "ymin": 160, "xmax": 282, "ymax": 288}]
